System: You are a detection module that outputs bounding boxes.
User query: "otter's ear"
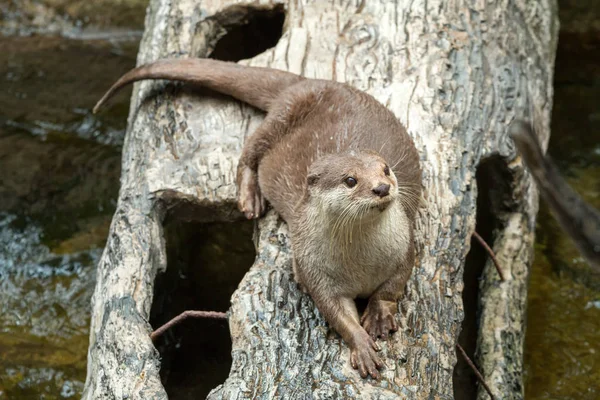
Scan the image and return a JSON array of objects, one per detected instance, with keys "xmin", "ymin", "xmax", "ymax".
[{"xmin": 307, "ymin": 173, "xmax": 320, "ymax": 186}]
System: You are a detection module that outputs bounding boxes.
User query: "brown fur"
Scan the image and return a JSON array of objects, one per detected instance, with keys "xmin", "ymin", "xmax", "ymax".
[{"xmin": 94, "ymin": 58, "xmax": 422, "ymax": 379}]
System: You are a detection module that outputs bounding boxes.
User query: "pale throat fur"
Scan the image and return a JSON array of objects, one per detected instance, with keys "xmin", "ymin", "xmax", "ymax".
[{"xmin": 291, "ymin": 150, "xmax": 412, "ymax": 299}]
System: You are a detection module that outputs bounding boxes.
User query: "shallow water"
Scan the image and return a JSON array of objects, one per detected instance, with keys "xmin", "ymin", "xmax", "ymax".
[
  {"xmin": 523, "ymin": 135, "xmax": 600, "ymax": 399},
  {"xmin": 0, "ymin": 213, "xmax": 99, "ymax": 398},
  {"xmin": 0, "ymin": 1, "xmax": 145, "ymax": 397},
  {"xmin": 523, "ymin": 2, "xmax": 600, "ymax": 395}
]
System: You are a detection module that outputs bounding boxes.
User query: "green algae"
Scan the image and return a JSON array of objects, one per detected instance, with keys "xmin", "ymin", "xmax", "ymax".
[
  {"xmin": 524, "ymin": 161, "xmax": 600, "ymax": 399},
  {"xmin": 524, "ymin": 235, "xmax": 600, "ymax": 400},
  {"xmin": 523, "ymin": 0, "xmax": 600, "ymax": 393}
]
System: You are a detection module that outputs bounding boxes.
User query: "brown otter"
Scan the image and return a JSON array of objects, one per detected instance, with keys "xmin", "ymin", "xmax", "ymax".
[
  {"xmin": 509, "ymin": 120, "xmax": 600, "ymax": 270},
  {"xmin": 94, "ymin": 58, "xmax": 422, "ymax": 380}
]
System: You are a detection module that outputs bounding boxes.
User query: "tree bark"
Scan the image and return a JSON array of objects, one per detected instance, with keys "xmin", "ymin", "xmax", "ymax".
[{"xmin": 83, "ymin": 0, "xmax": 558, "ymax": 399}]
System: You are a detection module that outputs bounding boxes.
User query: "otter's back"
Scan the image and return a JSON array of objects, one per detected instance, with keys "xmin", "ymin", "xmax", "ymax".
[{"xmin": 257, "ymin": 81, "xmax": 421, "ymax": 223}]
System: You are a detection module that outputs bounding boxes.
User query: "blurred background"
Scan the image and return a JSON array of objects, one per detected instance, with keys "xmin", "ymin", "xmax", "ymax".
[{"xmin": 0, "ymin": 0, "xmax": 598, "ymax": 398}]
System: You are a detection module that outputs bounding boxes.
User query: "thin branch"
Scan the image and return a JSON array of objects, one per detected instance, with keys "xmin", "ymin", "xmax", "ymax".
[
  {"xmin": 150, "ymin": 310, "xmax": 227, "ymax": 341},
  {"xmin": 473, "ymin": 231, "xmax": 506, "ymax": 281},
  {"xmin": 456, "ymin": 343, "xmax": 497, "ymax": 400}
]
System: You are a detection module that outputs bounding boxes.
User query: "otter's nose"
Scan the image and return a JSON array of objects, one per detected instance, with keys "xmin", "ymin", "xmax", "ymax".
[{"xmin": 372, "ymin": 184, "xmax": 390, "ymax": 198}]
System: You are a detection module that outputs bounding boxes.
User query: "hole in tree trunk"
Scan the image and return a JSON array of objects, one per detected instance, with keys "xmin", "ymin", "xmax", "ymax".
[
  {"xmin": 147, "ymin": 5, "xmax": 285, "ymax": 395},
  {"xmin": 208, "ymin": 4, "xmax": 285, "ymax": 62},
  {"xmin": 453, "ymin": 154, "xmax": 517, "ymax": 399},
  {"xmin": 150, "ymin": 220, "xmax": 256, "ymax": 399}
]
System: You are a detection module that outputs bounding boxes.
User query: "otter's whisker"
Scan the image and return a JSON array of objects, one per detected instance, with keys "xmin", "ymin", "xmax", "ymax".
[{"xmin": 391, "ymin": 150, "xmax": 409, "ymax": 170}]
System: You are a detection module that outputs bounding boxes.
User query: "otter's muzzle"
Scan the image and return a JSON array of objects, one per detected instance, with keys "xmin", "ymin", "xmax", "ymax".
[{"xmin": 372, "ymin": 184, "xmax": 390, "ymax": 198}]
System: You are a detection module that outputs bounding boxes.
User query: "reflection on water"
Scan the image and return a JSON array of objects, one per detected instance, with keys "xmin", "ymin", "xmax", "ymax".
[{"xmin": 4, "ymin": 108, "xmax": 127, "ymax": 147}]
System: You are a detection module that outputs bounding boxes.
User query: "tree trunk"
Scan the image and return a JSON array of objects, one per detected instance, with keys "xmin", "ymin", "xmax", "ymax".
[{"xmin": 83, "ymin": 0, "xmax": 558, "ymax": 399}]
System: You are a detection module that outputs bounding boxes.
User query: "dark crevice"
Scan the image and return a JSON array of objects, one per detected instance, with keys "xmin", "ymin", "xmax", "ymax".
[
  {"xmin": 150, "ymin": 220, "xmax": 256, "ymax": 399},
  {"xmin": 147, "ymin": 5, "xmax": 285, "ymax": 396},
  {"xmin": 207, "ymin": 4, "xmax": 285, "ymax": 62},
  {"xmin": 453, "ymin": 155, "xmax": 518, "ymax": 399}
]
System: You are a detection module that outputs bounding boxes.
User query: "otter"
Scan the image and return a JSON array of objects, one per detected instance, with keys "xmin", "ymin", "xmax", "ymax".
[
  {"xmin": 509, "ymin": 120, "xmax": 600, "ymax": 271},
  {"xmin": 94, "ymin": 58, "xmax": 422, "ymax": 380}
]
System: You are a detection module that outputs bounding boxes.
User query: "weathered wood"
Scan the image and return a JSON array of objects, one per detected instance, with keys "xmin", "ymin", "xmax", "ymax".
[{"xmin": 83, "ymin": 0, "xmax": 558, "ymax": 399}]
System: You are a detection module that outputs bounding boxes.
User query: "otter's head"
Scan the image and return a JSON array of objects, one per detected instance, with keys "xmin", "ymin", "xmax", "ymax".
[{"xmin": 306, "ymin": 150, "xmax": 398, "ymax": 218}]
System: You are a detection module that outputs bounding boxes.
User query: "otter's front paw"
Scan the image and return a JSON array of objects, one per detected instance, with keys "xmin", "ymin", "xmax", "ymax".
[
  {"xmin": 349, "ymin": 332, "xmax": 384, "ymax": 380},
  {"xmin": 237, "ymin": 167, "xmax": 266, "ymax": 219},
  {"xmin": 360, "ymin": 299, "xmax": 398, "ymax": 340}
]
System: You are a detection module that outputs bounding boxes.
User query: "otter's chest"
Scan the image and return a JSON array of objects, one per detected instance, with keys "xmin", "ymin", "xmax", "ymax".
[{"xmin": 320, "ymin": 205, "xmax": 411, "ymax": 297}]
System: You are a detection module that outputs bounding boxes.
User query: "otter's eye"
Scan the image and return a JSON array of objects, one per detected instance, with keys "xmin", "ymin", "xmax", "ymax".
[
  {"xmin": 384, "ymin": 165, "xmax": 390, "ymax": 176},
  {"xmin": 344, "ymin": 177, "xmax": 357, "ymax": 188}
]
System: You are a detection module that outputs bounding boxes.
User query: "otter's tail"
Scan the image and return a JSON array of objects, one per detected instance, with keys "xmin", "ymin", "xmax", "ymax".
[
  {"xmin": 509, "ymin": 120, "xmax": 600, "ymax": 270},
  {"xmin": 93, "ymin": 58, "xmax": 304, "ymax": 114}
]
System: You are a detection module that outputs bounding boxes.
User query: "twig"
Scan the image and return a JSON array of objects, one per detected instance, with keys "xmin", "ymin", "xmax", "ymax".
[
  {"xmin": 150, "ymin": 310, "xmax": 227, "ymax": 341},
  {"xmin": 456, "ymin": 343, "xmax": 497, "ymax": 400},
  {"xmin": 473, "ymin": 231, "xmax": 506, "ymax": 281}
]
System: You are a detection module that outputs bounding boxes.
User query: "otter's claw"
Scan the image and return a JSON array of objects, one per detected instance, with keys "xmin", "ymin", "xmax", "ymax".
[
  {"xmin": 361, "ymin": 300, "xmax": 399, "ymax": 340},
  {"xmin": 237, "ymin": 167, "xmax": 265, "ymax": 219},
  {"xmin": 350, "ymin": 333, "xmax": 384, "ymax": 380}
]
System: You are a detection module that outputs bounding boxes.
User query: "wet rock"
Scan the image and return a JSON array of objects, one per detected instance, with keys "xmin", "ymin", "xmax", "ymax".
[{"xmin": 0, "ymin": 0, "xmax": 148, "ymax": 36}]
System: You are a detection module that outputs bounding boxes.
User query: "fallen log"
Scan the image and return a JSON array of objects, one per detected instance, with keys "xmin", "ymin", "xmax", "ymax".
[{"xmin": 83, "ymin": 1, "xmax": 558, "ymax": 399}]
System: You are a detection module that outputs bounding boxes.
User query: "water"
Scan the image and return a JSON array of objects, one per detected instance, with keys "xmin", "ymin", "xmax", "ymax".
[
  {"xmin": 524, "ymin": 158, "xmax": 600, "ymax": 399},
  {"xmin": 0, "ymin": 213, "xmax": 98, "ymax": 398},
  {"xmin": 0, "ymin": 1, "xmax": 147, "ymax": 397},
  {"xmin": 523, "ymin": 1, "xmax": 600, "ymax": 396}
]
